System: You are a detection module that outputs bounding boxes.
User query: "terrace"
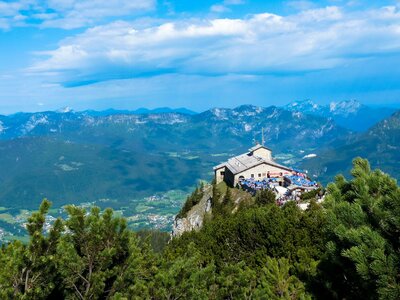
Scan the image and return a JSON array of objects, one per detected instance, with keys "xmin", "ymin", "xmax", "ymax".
[{"xmin": 237, "ymin": 171, "xmax": 320, "ymax": 206}]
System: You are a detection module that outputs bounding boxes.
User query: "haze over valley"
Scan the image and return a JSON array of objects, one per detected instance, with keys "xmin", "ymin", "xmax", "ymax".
[{"xmin": 0, "ymin": 99, "xmax": 398, "ymax": 241}]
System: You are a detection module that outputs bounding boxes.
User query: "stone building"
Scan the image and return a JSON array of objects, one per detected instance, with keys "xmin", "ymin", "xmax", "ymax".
[{"xmin": 213, "ymin": 144, "xmax": 293, "ymax": 187}]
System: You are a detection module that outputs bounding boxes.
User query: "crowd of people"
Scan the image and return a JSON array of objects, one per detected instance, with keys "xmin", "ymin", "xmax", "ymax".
[
  {"xmin": 237, "ymin": 171, "xmax": 319, "ymax": 206},
  {"xmin": 238, "ymin": 177, "xmax": 279, "ymax": 194},
  {"xmin": 284, "ymin": 173, "xmax": 318, "ymax": 187}
]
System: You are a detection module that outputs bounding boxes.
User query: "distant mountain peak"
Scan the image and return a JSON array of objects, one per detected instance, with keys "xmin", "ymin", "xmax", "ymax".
[
  {"xmin": 286, "ymin": 99, "xmax": 364, "ymax": 115},
  {"xmin": 284, "ymin": 99, "xmax": 396, "ymax": 132},
  {"xmin": 285, "ymin": 100, "xmax": 321, "ymax": 113},
  {"xmin": 56, "ymin": 107, "xmax": 73, "ymax": 113},
  {"xmin": 82, "ymin": 107, "xmax": 197, "ymax": 117},
  {"xmin": 233, "ymin": 105, "xmax": 265, "ymax": 115},
  {"xmin": 206, "ymin": 105, "xmax": 266, "ymax": 120},
  {"xmin": 329, "ymin": 100, "xmax": 363, "ymax": 115},
  {"xmin": 287, "ymin": 99, "xmax": 317, "ymax": 107},
  {"xmin": 209, "ymin": 107, "xmax": 229, "ymax": 119}
]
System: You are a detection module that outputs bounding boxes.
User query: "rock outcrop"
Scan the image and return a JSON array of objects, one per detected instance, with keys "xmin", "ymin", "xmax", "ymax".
[{"xmin": 172, "ymin": 185, "xmax": 212, "ymax": 237}]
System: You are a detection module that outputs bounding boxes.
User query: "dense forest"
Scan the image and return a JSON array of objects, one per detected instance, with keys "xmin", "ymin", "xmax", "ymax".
[{"xmin": 0, "ymin": 158, "xmax": 399, "ymax": 299}]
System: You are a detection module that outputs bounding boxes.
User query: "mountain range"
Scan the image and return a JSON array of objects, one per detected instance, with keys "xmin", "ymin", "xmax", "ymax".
[
  {"xmin": 284, "ymin": 99, "xmax": 397, "ymax": 131},
  {"xmin": 300, "ymin": 110, "xmax": 400, "ymax": 183},
  {"xmin": 82, "ymin": 107, "xmax": 197, "ymax": 116},
  {"xmin": 0, "ymin": 100, "xmax": 398, "ymax": 233},
  {"xmin": 0, "ymin": 104, "xmax": 349, "ymax": 210}
]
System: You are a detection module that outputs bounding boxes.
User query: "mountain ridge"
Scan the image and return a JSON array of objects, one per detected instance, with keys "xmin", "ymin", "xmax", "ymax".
[
  {"xmin": 300, "ymin": 109, "xmax": 400, "ymax": 183},
  {"xmin": 0, "ymin": 104, "xmax": 349, "ymax": 212},
  {"xmin": 284, "ymin": 99, "xmax": 397, "ymax": 131}
]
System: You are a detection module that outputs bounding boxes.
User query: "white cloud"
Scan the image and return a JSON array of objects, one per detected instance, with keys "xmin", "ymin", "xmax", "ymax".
[
  {"xmin": 210, "ymin": 0, "xmax": 245, "ymax": 14},
  {"xmin": 297, "ymin": 6, "xmax": 342, "ymax": 21},
  {"xmin": 211, "ymin": 5, "xmax": 230, "ymax": 13},
  {"xmin": 41, "ymin": 0, "xmax": 156, "ymax": 29},
  {"xmin": 0, "ymin": 1, "xmax": 25, "ymax": 16},
  {"xmin": 27, "ymin": 5, "xmax": 400, "ymax": 86},
  {"xmin": 0, "ymin": 0, "xmax": 32, "ymax": 28},
  {"xmin": 0, "ymin": 0, "xmax": 155, "ymax": 30}
]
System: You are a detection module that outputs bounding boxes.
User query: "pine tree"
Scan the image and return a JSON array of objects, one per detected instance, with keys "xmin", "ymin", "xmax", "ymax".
[
  {"xmin": 320, "ymin": 158, "xmax": 400, "ymax": 299},
  {"xmin": 55, "ymin": 205, "xmax": 131, "ymax": 299},
  {"xmin": 255, "ymin": 189, "xmax": 276, "ymax": 206},
  {"xmin": 0, "ymin": 199, "xmax": 63, "ymax": 299},
  {"xmin": 255, "ymin": 257, "xmax": 311, "ymax": 299}
]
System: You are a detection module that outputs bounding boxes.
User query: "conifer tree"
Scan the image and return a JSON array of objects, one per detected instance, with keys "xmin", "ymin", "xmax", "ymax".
[
  {"xmin": 0, "ymin": 199, "xmax": 63, "ymax": 299},
  {"xmin": 255, "ymin": 189, "xmax": 276, "ymax": 206},
  {"xmin": 320, "ymin": 158, "xmax": 400, "ymax": 299},
  {"xmin": 55, "ymin": 206, "xmax": 131, "ymax": 299}
]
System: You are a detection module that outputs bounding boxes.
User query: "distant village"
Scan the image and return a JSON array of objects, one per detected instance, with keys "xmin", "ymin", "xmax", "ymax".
[{"xmin": 214, "ymin": 142, "xmax": 322, "ymax": 208}]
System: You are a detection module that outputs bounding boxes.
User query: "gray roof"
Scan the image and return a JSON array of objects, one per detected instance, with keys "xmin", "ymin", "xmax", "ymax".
[
  {"xmin": 213, "ymin": 163, "xmax": 226, "ymax": 170},
  {"xmin": 225, "ymin": 153, "xmax": 264, "ymax": 174},
  {"xmin": 248, "ymin": 144, "xmax": 271, "ymax": 152},
  {"xmin": 214, "ymin": 151, "xmax": 292, "ymax": 175}
]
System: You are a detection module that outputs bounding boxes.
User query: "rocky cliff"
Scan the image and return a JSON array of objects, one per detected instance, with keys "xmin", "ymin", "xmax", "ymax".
[{"xmin": 172, "ymin": 184, "xmax": 212, "ymax": 237}]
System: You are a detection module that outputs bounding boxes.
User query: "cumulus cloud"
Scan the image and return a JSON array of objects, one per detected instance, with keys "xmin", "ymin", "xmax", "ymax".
[
  {"xmin": 27, "ymin": 5, "xmax": 400, "ymax": 86},
  {"xmin": 0, "ymin": 0, "xmax": 155, "ymax": 29},
  {"xmin": 0, "ymin": 0, "xmax": 31, "ymax": 29},
  {"xmin": 211, "ymin": 0, "xmax": 245, "ymax": 13},
  {"xmin": 40, "ymin": 0, "xmax": 156, "ymax": 29},
  {"xmin": 210, "ymin": 5, "xmax": 230, "ymax": 13},
  {"xmin": 0, "ymin": 1, "xmax": 25, "ymax": 16}
]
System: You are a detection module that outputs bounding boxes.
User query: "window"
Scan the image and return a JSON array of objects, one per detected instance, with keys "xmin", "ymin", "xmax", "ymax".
[
  {"xmin": 262, "ymin": 173, "xmax": 266, "ymax": 177},
  {"xmin": 220, "ymin": 171, "xmax": 225, "ymax": 176},
  {"xmin": 251, "ymin": 174, "xmax": 254, "ymax": 178},
  {"xmin": 258, "ymin": 173, "xmax": 262, "ymax": 177}
]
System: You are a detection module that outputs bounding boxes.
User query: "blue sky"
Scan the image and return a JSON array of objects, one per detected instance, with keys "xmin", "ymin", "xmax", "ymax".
[{"xmin": 0, "ymin": 0, "xmax": 400, "ymax": 113}]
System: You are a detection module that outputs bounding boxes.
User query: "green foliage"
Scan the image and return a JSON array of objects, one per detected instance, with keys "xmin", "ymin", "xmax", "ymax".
[
  {"xmin": 255, "ymin": 189, "xmax": 277, "ymax": 206},
  {"xmin": 0, "ymin": 199, "xmax": 63, "ymax": 299},
  {"xmin": 55, "ymin": 205, "xmax": 132, "ymax": 299},
  {"xmin": 255, "ymin": 257, "xmax": 311, "ymax": 300},
  {"xmin": 215, "ymin": 261, "xmax": 258, "ymax": 299},
  {"xmin": 319, "ymin": 157, "xmax": 400, "ymax": 299},
  {"xmin": 0, "ymin": 158, "xmax": 398, "ymax": 299},
  {"xmin": 300, "ymin": 188, "xmax": 323, "ymax": 201},
  {"xmin": 153, "ymin": 243, "xmax": 216, "ymax": 300},
  {"xmin": 177, "ymin": 183, "xmax": 205, "ymax": 218},
  {"xmin": 222, "ymin": 187, "xmax": 232, "ymax": 206},
  {"xmin": 211, "ymin": 181, "xmax": 224, "ymax": 215},
  {"xmin": 211, "ymin": 183, "xmax": 243, "ymax": 217},
  {"xmin": 136, "ymin": 229, "xmax": 170, "ymax": 253},
  {"xmin": 169, "ymin": 200, "xmax": 326, "ymax": 272},
  {"xmin": 211, "ymin": 180, "xmax": 220, "ymax": 206}
]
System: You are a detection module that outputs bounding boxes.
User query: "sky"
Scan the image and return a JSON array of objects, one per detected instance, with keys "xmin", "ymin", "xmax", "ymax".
[{"xmin": 0, "ymin": 0, "xmax": 400, "ymax": 113}]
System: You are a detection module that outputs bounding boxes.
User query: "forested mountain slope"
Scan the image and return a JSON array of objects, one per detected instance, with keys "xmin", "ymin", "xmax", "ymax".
[
  {"xmin": 0, "ymin": 105, "xmax": 349, "ymax": 210},
  {"xmin": 301, "ymin": 110, "xmax": 400, "ymax": 183},
  {"xmin": 0, "ymin": 159, "xmax": 398, "ymax": 299}
]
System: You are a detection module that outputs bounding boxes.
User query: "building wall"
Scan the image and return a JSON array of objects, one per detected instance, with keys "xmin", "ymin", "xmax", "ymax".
[
  {"xmin": 214, "ymin": 166, "xmax": 226, "ymax": 184},
  {"xmin": 224, "ymin": 167, "xmax": 235, "ymax": 187},
  {"xmin": 233, "ymin": 163, "xmax": 292, "ymax": 186},
  {"xmin": 252, "ymin": 148, "xmax": 272, "ymax": 161}
]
